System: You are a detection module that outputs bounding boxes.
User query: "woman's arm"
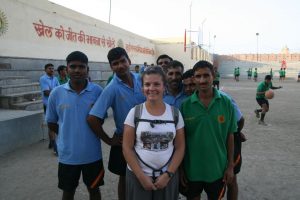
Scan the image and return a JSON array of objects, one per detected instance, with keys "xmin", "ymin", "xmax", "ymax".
[
  {"xmin": 122, "ymin": 124, "xmax": 156, "ymax": 191},
  {"xmin": 154, "ymin": 128, "xmax": 185, "ymax": 189}
]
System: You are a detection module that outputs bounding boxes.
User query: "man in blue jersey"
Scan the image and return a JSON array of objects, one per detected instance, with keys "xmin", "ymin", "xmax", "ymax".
[
  {"xmin": 39, "ymin": 63, "xmax": 59, "ymax": 152},
  {"xmin": 163, "ymin": 60, "xmax": 187, "ymax": 108},
  {"xmin": 87, "ymin": 47, "xmax": 145, "ymax": 200},
  {"xmin": 46, "ymin": 51, "xmax": 104, "ymax": 200}
]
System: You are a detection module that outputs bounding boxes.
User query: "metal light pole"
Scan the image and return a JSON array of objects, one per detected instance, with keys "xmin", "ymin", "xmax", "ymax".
[
  {"xmin": 213, "ymin": 35, "xmax": 216, "ymax": 62},
  {"xmin": 256, "ymin": 32, "xmax": 259, "ymax": 62},
  {"xmin": 189, "ymin": 2, "xmax": 192, "ymax": 47},
  {"xmin": 201, "ymin": 18, "xmax": 207, "ymax": 47},
  {"xmin": 108, "ymin": 0, "xmax": 112, "ymax": 24}
]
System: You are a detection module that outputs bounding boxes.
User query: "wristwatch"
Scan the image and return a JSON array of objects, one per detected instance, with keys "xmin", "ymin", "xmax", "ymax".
[{"xmin": 165, "ymin": 170, "xmax": 174, "ymax": 178}]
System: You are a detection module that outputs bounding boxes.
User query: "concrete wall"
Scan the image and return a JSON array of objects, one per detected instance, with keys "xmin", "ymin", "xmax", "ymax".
[
  {"xmin": 0, "ymin": 0, "xmax": 156, "ymax": 64},
  {"xmin": 154, "ymin": 42, "xmax": 211, "ymax": 70},
  {"xmin": 0, "ymin": 110, "xmax": 44, "ymax": 156}
]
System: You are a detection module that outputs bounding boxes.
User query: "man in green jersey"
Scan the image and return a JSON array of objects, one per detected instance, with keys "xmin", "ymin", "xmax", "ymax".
[
  {"xmin": 213, "ymin": 67, "xmax": 220, "ymax": 90},
  {"xmin": 180, "ymin": 60, "xmax": 236, "ymax": 200},
  {"xmin": 254, "ymin": 75, "xmax": 282, "ymax": 125},
  {"xmin": 253, "ymin": 68, "xmax": 258, "ymax": 82}
]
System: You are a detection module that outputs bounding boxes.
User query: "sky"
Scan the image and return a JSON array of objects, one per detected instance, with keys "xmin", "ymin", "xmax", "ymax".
[{"xmin": 49, "ymin": 0, "xmax": 300, "ymax": 55}]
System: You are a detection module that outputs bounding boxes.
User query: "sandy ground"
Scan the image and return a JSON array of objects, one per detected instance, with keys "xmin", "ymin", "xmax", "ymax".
[{"xmin": 0, "ymin": 78, "xmax": 299, "ymax": 200}]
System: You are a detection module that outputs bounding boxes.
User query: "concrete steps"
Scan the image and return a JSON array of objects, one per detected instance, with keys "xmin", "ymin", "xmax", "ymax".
[
  {"xmin": 10, "ymin": 99, "xmax": 43, "ymax": 111},
  {"xmin": 0, "ymin": 74, "xmax": 43, "ymax": 111},
  {"xmin": 0, "ymin": 82, "xmax": 40, "ymax": 95}
]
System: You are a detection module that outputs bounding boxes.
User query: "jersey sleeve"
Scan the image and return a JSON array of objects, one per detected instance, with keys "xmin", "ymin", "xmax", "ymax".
[
  {"xmin": 39, "ymin": 76, "xmax": 50, "ymax": 92},
  {"xmin": 89, "ymin": 86, "xmax": 114, "ymax": 119},
  {"xmin": 46, "ymin": 90, "xmax": 58, "ymax": 123}
]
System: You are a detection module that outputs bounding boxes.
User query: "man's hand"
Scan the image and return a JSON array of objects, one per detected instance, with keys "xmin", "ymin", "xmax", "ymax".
[
  {"xmin": 109, "ymin": 133, "xmax": 123, "ymax": 146},
  {"xmin": 223, "ymin": 166, "xmax": 234, "ymax": 184},
  {"xmin": 240, "ymin": 132, "xmax": 247, "ymax": 142}
]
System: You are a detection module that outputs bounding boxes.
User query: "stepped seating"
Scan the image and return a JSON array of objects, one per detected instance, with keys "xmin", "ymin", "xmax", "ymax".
[{"xmin": 0, "ymin": 76, "xmax": 43, "ymax": 111}]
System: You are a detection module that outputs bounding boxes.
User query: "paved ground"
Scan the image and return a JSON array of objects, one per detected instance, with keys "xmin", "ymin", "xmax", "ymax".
[{"xmin": 0, "ymin": 78, "xmax": 299, "ymax": 200}]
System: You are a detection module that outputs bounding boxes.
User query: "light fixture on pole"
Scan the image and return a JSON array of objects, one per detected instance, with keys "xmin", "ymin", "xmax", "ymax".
[{"xmin": 256, "ymin": 32, "xmax": 259, "ymax": 62}]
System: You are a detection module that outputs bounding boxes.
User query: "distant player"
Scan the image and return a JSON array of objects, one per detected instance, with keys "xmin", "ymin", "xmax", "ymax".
[
  {"xmin": 253, "ymin": 68, "xmax": 258, "ymax": 82},
  {"xmin": 213, "ymin": 67, "xmax": 220, "ymax": 89},
  {"xmin": 247, "ymin": 68, "xmax": 252, "ymax": 80},
  {"xmin": 254, "ymin": 75, "xmax": 282, "ymax": 125}
]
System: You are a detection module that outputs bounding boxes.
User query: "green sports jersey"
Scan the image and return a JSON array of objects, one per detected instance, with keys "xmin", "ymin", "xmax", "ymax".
[
  {"xmin": 253, "ymin": 71, "xmax": 258, "ymax": 77},
  {"xmin": 214, "ymin": 71, "xmax": 220, "ymax": 81},
  {"xmin": 247, "ymin": 70, "xmax": 252, "ymax": 76},
  {"xmin": 256, "ymin": 81, "xmax": 273, "ymax": 99},
  {"xmin": 180, "ymin": 89, "xmax": 237, "ymax": 182}
]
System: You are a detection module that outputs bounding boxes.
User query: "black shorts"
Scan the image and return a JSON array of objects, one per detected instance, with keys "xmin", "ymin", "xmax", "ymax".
[
  {"xmin": 43, "ymin": 105, "xmax": 47, "ymax": 114},
  {"xmin": 108, "ymin": 145, "xmax": 127, "ymax": 176},
  {"xmin": 233, "ymin": 132, "xmax": 242, "ymax": 174},
  {"xmin": 58, "ymin": 159, "xmax": 104, "ymax": 192},
  {"xmin": 298, "ymin": 75, "xmax": 300, "ymax": 78},
  {"xmin": 256, "ymin": 98, "xmax": 269, "ymax": 107},
  {"xmin": 184, "ymin": 178, "xmax": 226, "ymax": 200}
]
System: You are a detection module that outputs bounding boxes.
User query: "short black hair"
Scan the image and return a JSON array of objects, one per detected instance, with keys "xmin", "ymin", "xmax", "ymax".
[
  {"xmin": 44, "ymin": 63, "xmax": 54, "ymax": 70},
  {"xmin": 107, "ymin": 47, "xmax": 129, "ymax": 64},
  {"xmin": 193, "ymin": 60, "xmax": 214, "ymax": 75},
  {"xmin": 265, "ymin": 75, "xmax": 272, "ymax": 80},
  {"xmin": 66, "ymin": 51, "xmax": 88, "ymax": 64},
  {"xmin": 57, "ymin": 65, "xmax": 66, "ymax": 73},
  {"xmin": 166, "ymin": 60, "xmax": 184, "ymax": 72},
  {"xmin": 156, "ymin": 54, "xmax": 173, "ymax": 65},
  {"xmin": 182, "ymin": 69, "xmax": 194, "ymax": 80}
]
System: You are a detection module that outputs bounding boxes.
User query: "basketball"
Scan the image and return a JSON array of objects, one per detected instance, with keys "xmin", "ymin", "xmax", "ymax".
[{"xmin": 265, "ymin": 90, "xmax": 274, "ymax": 99}]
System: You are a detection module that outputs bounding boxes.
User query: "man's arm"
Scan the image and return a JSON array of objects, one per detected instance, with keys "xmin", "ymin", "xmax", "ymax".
[
  {"xmin": 270, "ymin": 86, "xmax": 282, "ymax": 90},
  {"xmin": 223, "ymin": 133, "xmax": 234, "ymax": 184},
  {"xmin": 48, "ymin": 122, "xmax": 58, "ymax": 134},
  {"xmin": 87, "ymin": 115, "xmax": 121, "ymax": 146}
]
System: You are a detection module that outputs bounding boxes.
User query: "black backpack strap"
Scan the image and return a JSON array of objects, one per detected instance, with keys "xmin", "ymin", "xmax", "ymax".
[
  {"xmin": 134, "ymin": 148, "xmax": 175, "ymax": 181},
  {"xmin": 171, "ymin": 106, "xmax": 179, "ymax": 127},
  {"xmin": 134, "ymin": 103, "xmax": 143, "ymax": 132}
]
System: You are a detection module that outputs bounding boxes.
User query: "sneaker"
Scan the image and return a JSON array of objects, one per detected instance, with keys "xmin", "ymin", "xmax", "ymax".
[
  {"xmin": 254, "ymin": 110, "xmax": 260, "ymax": 118},
  {"xmin": 258, "ymin": 120, "xmax": 268, "ymax": 126}
]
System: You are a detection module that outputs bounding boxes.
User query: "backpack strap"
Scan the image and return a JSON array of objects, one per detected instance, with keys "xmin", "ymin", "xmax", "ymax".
[
  {"xmin": 134, "ymin": 103, "xmax": 143, "ymax": 133},
  {"xmin": 171, "ymin": 106, "xmax": 179, "ymax": 128}
]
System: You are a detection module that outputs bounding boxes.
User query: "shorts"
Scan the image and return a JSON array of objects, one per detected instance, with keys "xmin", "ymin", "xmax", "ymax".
[
  {"xmin": 256, "ymin": 98, "xmax": 269, "ymax": 107},
  {"xmin": 233, "ymin": 132, "xmax": 242, "ymax": 174},
  {"xmin": 298, "ymin": 75, "xmax": 300, "ymax": 78},
  {"xmin": 184, "ymin": 178, "xmax": 226, "ymax": 200},
  {"xmin": 58, "ymin": 159, "xmax": 104, "ymax": 192},
  {"xmin": 126, "ymin": 168, "xmax": 179, "ymax": 200},
  {"xmin": 108, "ymin": 145, "xmax": 127, "ymax": 176}
]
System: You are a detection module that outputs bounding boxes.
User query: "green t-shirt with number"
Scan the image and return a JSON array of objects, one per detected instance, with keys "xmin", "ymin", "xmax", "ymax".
[
  {"xmin": 180, "ymin": 89, "xmax": 237, "ymax": 182},
  {"xmin": 256, "ymin": 81, "xmax": 272, "ymax": 99}
]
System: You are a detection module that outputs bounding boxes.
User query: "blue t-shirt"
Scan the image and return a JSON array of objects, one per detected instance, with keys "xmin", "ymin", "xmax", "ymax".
[
  {"xmin": 163, "ymin": 87, "xmax": 187, "ymax": 109},
  {"xmin": 89, "ymin": 72, "xmax": 146, "ymax": 135},
  {"xmin": 39, "ymin": 74, "xmax": 59, "ymax": 106},
  {"xmin": 219, "ymin": 91, "xmax": 243, "ymax": 122},
  {"xmin": 46, "ymin": 81, "xmax": 103, "ymax": 165}
]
